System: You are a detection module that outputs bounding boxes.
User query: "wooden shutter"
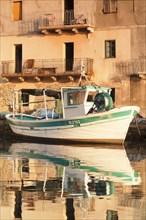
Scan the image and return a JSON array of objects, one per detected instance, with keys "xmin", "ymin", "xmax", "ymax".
[{"xmin": 13, "ymin": 1, "xmax": 22, "ymax": 21}]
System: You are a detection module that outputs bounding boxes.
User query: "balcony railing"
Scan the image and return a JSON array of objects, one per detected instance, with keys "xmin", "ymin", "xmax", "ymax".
[
  {"xmin": 18, "ymin": 10, "xmax": 95, "ymax": 35},
  {"xmin": 0, "ymin": 58, "xmax": 94, "ymax": 82},
  {"xmin": 114, "ymin": 56, "xmax": 146, "ymax": 77}
]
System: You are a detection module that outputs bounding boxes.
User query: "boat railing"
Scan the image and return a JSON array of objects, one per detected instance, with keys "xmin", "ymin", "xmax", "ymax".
[{"xmin": 9, "ymin": 88, "xmax": 64, "ymax": 119}]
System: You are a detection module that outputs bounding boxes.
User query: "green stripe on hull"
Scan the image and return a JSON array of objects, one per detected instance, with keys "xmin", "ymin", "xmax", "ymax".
[{"xmin": 8, "ymin": 109, "xmax": 136, "ymax": 129}]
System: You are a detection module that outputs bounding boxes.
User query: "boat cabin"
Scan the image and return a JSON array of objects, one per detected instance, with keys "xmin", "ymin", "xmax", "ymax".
[
  {"xmin": 62, "ymin": 86, "xmax": 111, "ymax": 118},
  {"xmin": 18, "ymin": 85, "xmax": 112, "ymax": 119}
]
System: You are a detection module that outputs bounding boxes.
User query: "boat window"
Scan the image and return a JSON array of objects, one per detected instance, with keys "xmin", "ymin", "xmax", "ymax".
[
  {"xmin": 68, "ymin": 92, "xmax": 79, "ymax": 105},
  {"xmin": 87, "ymin": 92, "xmax": 97, "ymax": 102},
  {"xmin": 67, "ymin": 91, "xmax": 85, "ymax": 105}
]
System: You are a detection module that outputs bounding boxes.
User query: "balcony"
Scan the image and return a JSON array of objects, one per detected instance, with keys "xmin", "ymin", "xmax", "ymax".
[
  {"xmin": 114, "ymin": 56, "xmax": 146, "ymax": 78},
  {"xmin": 18, "ymin": 10, "xmax": 95, "ymax": 35},
  {"xmin": 0, "ymin": 58, "xmax": 94, "ymax": 83}
]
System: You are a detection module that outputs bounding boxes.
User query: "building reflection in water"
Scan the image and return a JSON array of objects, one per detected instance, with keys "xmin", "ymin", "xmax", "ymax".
[
  {"xmin": 14, "ymin": 190, "xmax": 22, "ymax": 219},
  {"xmin": 0, "ymin": 142, "xmax": 146, "ymax": 220}
]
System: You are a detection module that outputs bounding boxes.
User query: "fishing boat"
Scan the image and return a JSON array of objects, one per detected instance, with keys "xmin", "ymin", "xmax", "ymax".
[{"xmin": 5, "ymin": 71, "xmax": 140, "ymax": 144}]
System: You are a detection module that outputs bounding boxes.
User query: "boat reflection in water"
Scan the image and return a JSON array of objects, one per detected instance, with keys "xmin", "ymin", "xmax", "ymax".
[{"xmin": 0, "ymin": 143, "xmax": 144, "ymax": 220}]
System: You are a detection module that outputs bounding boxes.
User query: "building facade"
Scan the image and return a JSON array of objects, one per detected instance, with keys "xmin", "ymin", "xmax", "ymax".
[{"xmin": 0, "ymin": 0, "xmax": 146, "ymax": 115}]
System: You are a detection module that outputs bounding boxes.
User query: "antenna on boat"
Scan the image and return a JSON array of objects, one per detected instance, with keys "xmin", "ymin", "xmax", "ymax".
[
  {"xmin": 12, "ymin": 92, "xmax": 15, "ymax": 118},
  {"xmin": 78, "ymin": 58, "xmax": 91, "ymax": 86},
  {"xmin": 43, "ymin": 89, "xmax": 48, "ymax": 120}
]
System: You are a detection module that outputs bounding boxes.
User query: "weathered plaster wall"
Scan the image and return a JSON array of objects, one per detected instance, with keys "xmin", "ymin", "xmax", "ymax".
[
  {"xmin": 0, "ymin": 0, "xmax": 145, "ymax": 115},
  {"xmin": 0, "ymin": 28, "xmax": 132, "ymax": 87},
  {"xmin": 131, "ymin": 27, "xmax": 146, "ymax": 58},
  {"xmin": 0, "ymin": 0, "xmax": 145, "ymax": 35},
  {"xmin": 130, "ymin": 77, "xmax": 146, "ymax": 116}
]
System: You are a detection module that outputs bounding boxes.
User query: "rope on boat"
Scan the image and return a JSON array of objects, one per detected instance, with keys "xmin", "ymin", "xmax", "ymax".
[{"xmin": 135, "ymin": 116, "xmax": 142, "ymax": 138}]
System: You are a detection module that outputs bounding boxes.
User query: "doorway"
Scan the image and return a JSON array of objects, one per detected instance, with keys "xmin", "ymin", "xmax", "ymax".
[
  {"xmin": 64, "ymin": 0, "xmax": 74, "ymax": 25},
  {"xmin": 111, "ymin": 88, "xmax": 115, "ymax": 103},
  {"xmin": 15, "ymin": 44, "xmax": 22, "ymax": 73},
  {"xmin": 65, "ymin": 43, "xmax": 74, "ymax": 71}
]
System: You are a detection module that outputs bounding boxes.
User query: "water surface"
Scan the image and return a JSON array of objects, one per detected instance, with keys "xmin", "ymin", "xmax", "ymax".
[{"xmin": 0, "ymin": 141, "xmax": 146, "ymax": 220}]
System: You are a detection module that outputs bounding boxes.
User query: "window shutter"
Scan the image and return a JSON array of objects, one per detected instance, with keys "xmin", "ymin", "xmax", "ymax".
[
  {"xmin": 103, "ymin": 0, "xmax": 110, "ymax": 13},
  {"xmin": 13, "ymin": 1, "xmax": 22, "ymax": 21},
  {"xmin": 110, "ymin": 0, "xmax": 117, "ymax": 13}
]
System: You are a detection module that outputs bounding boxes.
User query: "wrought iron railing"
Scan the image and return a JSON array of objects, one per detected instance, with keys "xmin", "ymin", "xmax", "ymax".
[
  {"xmin": 0, "ymin": 58, "xmax": 93, "ymax": 75},
  {"xmin": 114, "ymin": 56, "xmax": 146, "ymax": 76},
  {"xmin": 18, "ymin": 10, "xmax": 95, "ymax": 34}
]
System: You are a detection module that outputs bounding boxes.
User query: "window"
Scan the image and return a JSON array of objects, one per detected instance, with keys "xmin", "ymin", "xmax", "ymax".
[
  {"xmin": 103, "ymin": 0, "xmax": 117, "ymax": 14},
  {"xmin": 87, "ymin": 92, "xmax": 97, "ymax": 102},
  {"xmin": 12, "ymin": 1, "xmax": 22, "ymax": 21},
  {"xmin": 68, "ymin": 92, "xmax": 80, "ymax": 105},
  {"xmin": 67, "ymin": 91, "xmax": 85, "ymax": 106},
  {"xmin": 111, "ymin": 88, "xmax": 115, "ymax": 103},
  {"xmin": 105, "ymin": 40, "xmax": 116, "ymax": 58}
]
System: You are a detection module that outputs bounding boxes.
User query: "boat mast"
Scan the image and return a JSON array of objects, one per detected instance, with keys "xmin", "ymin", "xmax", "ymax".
[
  {"xmin": 12, "ymin": 91, "xmax": 15, "ymax": 118},
  {"xmin": 61, "ymin": 87, "xmax": 65, "ymax": 119},
  {"xmin": 78, "ymin": 59, "xmax": 91, "ymax": 86},
  {"xmin": 43, "ymin": 89, "xmax": 48, "ymax": 120}
]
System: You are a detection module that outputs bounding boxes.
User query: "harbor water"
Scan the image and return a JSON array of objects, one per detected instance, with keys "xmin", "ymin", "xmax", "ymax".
[{"xmin": 0, "ymin": 122, "xmax": 146, "ymax": 220}]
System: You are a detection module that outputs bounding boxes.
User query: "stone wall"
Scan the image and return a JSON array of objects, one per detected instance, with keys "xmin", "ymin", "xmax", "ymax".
[
  {"xmin": 0, "ymin": 84, "xmax": 15, "ymax": 112},
  {"xmin": 0, "ymin": 81, "xmax": 79, "ymax": 113}
]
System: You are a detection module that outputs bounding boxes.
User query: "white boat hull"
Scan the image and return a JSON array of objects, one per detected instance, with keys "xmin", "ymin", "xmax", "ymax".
[
  {"xmin": 10, "ymin": 116, "xmax": 130, "ymax": 144},
  {"xmin": 6, "ymin": 106, "xmax": 140, "ymax": 144}
]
